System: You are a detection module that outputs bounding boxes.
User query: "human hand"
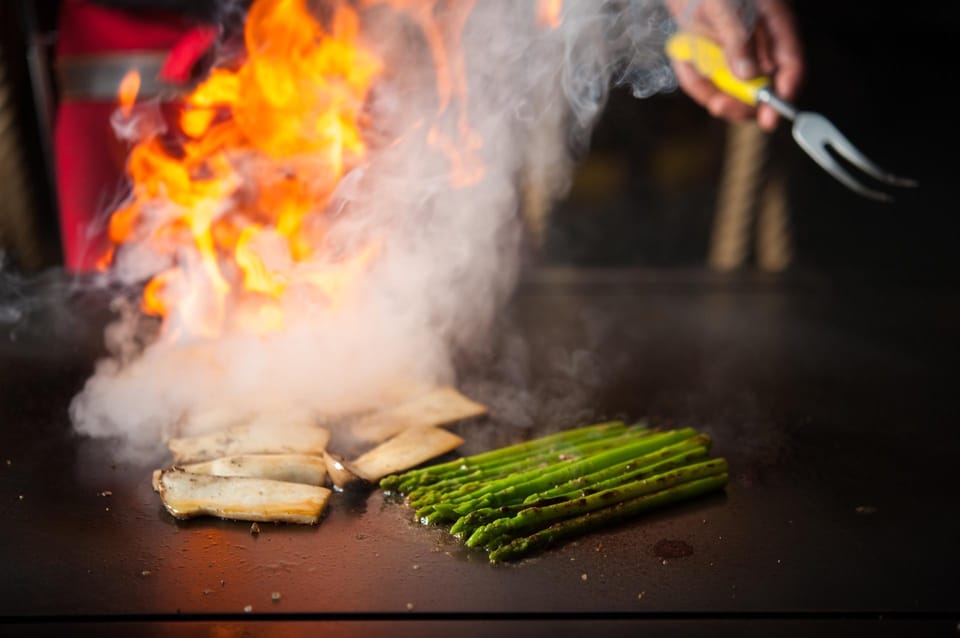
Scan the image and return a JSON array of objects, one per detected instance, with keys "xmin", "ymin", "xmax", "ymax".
[{"xmin": 666, "ymin": 0, "xmax": 804, "ymax": 130}]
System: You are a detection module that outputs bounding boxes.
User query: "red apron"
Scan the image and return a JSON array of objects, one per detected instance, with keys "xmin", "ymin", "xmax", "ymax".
[{"xmin": 54, "ymin": 0, "xmax": 216, "ymax": 271}]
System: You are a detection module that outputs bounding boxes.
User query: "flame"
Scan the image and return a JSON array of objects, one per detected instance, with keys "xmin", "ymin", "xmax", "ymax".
[
  {"xmin": 106, "ymin": 0, "xmax": 382, "ymax": 338},
  {"xmin": 105, "ymin": 0, "xmax": 495, "ymax": 338},
  {"xmin": 537, "ymin": 0, "xmax": 563, "ymax": 29},
  {"xmin": 117, "ymin": 69, "xmax": 141, "ymax": 117}
]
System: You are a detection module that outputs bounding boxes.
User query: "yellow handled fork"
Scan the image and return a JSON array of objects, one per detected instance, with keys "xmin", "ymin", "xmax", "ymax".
[{"xmin": 666, "ymin": 32, "xmax": 917, "ymax": 202}]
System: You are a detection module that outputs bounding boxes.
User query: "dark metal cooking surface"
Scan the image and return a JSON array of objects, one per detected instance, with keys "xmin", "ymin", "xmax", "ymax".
[{"xmin": 0, "ymin": 269, "xmax": 958, "ymax": 632}]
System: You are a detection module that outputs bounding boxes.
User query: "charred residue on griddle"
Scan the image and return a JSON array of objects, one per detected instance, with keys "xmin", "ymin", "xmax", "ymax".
[
  {"xmin": 653, "ymin": 539, "xmax": 693, "ymax": 559},
  {"xmin": 338, "ymin": 488, "xmax": 370, "ymax": 515}
]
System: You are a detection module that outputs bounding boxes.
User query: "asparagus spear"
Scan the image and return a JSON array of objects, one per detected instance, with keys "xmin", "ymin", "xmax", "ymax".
[
  {"xmin": 450, "ymin": 506, "xmax": 520, "ymax": 537},
  {"xmin": 392, "ymin": 421, "xmax": 626, "ymax": 488},
  {"xmin": 557, "ymin": 446, "xmax": 709, "ymax": 497},
  {"xmin": 408, "ymin": 427, "xmax": 652, "ymax": 506},
  {"xmin": 382, "ymin": 421, "xmax": 628, "ymax": 491},
  {"xmin": 445, "ymin": 428, "xmax": 698, "ymax": 517},
  {"xmin": 488, "ymin": 473, "xmax": 729, "ymax": 562},
  {"xmin": 417, "ymin": 430, "xmax": 695, "ymax": 525},
  {"xmin": 466, "ymin": 459, "xmax": 728, "ymax": 548},
  {"xmin": 404, "ymin": 424, "xmax": 650, "ymax": 496},
  {"xmin": 521, "ymin": 435, "xmax": 710, "ymax": 503},
  {"xmin": 449, "ymin": 445, "xmax": 709, "ymax": 538},
  {"xmin": 449, "ymin": 497, "xmax": 573, "ymax": 537},
  {"xmin": 383, "ymin": 419, "xmax": 729, "ymax": 563}
]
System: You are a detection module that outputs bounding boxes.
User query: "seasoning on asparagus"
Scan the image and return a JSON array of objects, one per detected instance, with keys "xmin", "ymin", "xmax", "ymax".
[
  {"xmin": 466, "ymin": 459, "xmax": 728, "ymax": 549},
  {"xmin": 381, "ymin": 421, "xmax": 728, "ymax": 562},
  {"xmin": 382, "ymin": 420, "xmax": 631, "ymax": 492},
  {"xmin": 488, "ymin": 474, "xmax": 729, "ymax": 562}
]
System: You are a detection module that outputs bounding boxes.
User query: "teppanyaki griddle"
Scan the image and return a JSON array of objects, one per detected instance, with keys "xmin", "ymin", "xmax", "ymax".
[{"xmin": 0, "ymin": 268, "xmax": 957, "ymax": 636}]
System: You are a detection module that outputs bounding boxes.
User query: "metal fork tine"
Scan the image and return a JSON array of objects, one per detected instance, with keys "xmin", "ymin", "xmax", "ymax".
[
  {"xmin": 824, "ymin": 128, "xmax": 918, "ymax": 188},
  {"xmin": 669, "ymin": 33, "xmax": 918, "ymax": 202},
  {"xmin": 791, "ymin": 129, "xmax": 894, "ymax": 203},
  {"xmin": 795, "ymin": 114, "xmax": 919, "ymax": 189}
]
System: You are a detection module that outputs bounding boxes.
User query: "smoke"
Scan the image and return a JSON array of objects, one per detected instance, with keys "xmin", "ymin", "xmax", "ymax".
[{"xmin": 68, "ymin": 0, "xmax": 684, "ymax": 459}]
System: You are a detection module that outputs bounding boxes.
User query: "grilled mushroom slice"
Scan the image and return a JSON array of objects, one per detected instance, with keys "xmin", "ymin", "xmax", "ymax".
[
  {"xmin": 177, "ymin": 454, "xmax": 327, "ymax": 485},
  {"xmin": 156, "ymin": 469, "xmax": 331, "ymax": 524},
  {"xmin": 350, "ymin": 427, "xmax": 464, "ymax": 483},
  {"xmin": 168, "ymin": 423, "xmax": 330, "ymax": 464},
  {"xmin": 349, "ymin": 386, "xmax": 487, "ymax": 443}
]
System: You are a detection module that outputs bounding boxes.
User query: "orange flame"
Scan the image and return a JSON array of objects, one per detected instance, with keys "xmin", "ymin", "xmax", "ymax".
[
  {"xmin": 106, "ymin": 0, "xmax": 382, "ymax": 337},
  {"xmin": 106, "ymin": 0, "xmax": 491, "ymax": 337},
  {"xmin": 537, "ymin": 0, "xmax": 563, "ymax": 29},
  {"xmin": 117, "ymin": 69, "xmax": 141, "ymax": 117}
]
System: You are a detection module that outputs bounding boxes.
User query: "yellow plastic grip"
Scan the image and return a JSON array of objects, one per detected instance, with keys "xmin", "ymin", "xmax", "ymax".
[{"xmin": 665, "ymin": 32, "xmax": 769, "ymax": 107}]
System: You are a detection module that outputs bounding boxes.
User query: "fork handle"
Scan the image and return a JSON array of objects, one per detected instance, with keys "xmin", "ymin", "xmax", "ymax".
[{"xmin": 665, "ymin": 32, "xmax": 770, "ymax": 107}]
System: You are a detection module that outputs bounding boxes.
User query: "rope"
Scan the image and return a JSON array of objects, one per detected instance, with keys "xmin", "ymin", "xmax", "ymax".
[
  {"xmin": 0, "ymin": 46, "xmax": 43, "ymax": 271},
  {"xmin": 709, "ymin": 120, "xmax": 793, "ymax": 272},
  {"xmin": 708, "ymin": 121, "xmax": 768, "ymax": 271},
  {"xmin": 756, "ymin": 171, "xmax": 793, "ymax": 272}
]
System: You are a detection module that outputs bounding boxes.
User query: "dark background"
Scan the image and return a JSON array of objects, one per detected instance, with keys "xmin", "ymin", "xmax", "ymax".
[
  {"xmin": 550, "ymin": 1, "xmax": 960, "ymax": 277},
  {"xmin": 0, "ymin": 0, "xmax": 958, "ymax": 276}
]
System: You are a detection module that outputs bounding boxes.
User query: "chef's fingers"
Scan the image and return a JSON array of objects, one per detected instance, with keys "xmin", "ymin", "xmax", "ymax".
[
  {"xmin": 753, "ymin": 23, "xmax": 781, "ymax": 130},
  {"xmin": 756, "ymin": 0, "xmax": 805, "ymax": 130},
  {"xmin": 673, "ymin": 60, "xmax": 755, "ymax": 122},
  {"xmin": 701, "ymin": 0, "xmax": 758, "ymax": 80},
  {"xmin": 755, "ymin": 22, "xmax": 776, "ymax": 74},
  {"xmin": 760, "ymin": 0, "xmax": 805, "ymax": 102}
]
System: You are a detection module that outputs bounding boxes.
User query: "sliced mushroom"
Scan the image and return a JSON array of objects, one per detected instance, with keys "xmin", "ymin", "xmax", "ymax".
[
  {"xmin": 350, "ymin": 427, "xmax": 464, "ymax": 483},
  {"xmin": 156, "ymin": 469, "xmax": 331, "ymax": 524},
  {"xmin": 349, "ymin": 386, "xmax": 487, "ymax": 443},
  {"xmin": 168, "ymin": 422, "xmax": 330, "ymax": 464},
  {"xmin": 178, "ymin": 454, "xmax": 327, "ymax": 485}
]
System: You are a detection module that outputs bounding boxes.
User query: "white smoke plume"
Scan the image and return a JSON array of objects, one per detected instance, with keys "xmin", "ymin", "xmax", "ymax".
[{"xmin": 69, "ymin": 0, "xmax": 688, "ymax": 459}]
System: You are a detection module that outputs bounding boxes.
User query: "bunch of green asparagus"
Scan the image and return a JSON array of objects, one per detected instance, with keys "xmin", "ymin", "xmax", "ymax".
[{"xmin": 380, "ymin": 421, "xmax": 728, "ymax": 562}]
